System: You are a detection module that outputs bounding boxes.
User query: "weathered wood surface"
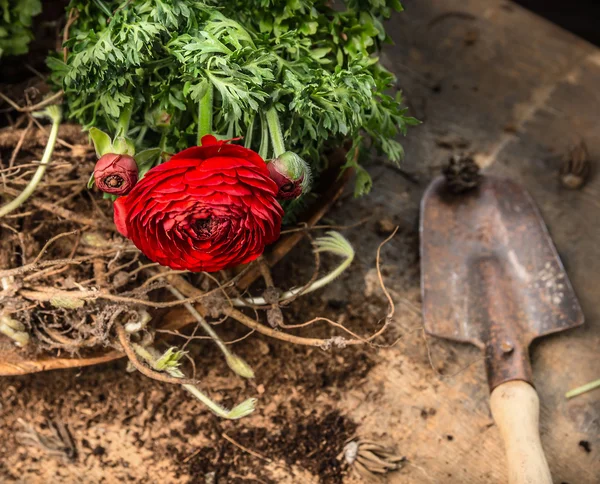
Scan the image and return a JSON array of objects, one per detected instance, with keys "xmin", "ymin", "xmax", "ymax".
[
  {"xmin": 1, "ymin": 1, "xmax": 598, "ymax": 482},
  {"xmin": 335, "ymin": 0, "xmax": 600, "ymax": 482}
]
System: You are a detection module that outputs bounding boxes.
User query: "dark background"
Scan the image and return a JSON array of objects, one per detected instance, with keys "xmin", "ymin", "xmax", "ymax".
[{"xmin": 514, "ymin": 0, "xmax": 600, "ymax": 46}]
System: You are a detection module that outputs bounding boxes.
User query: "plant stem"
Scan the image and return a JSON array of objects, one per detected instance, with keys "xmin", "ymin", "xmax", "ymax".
[
  {"xmin": 167, "ymin": 286, "xmax": 254, "ymax": 378},
  {"xmin": 135, "ymin": 125, "xmax": 148, "ymax": 147},
  {"xmin": 566, "ymin": 378, "xmax": 600, "ymax": 399},
  {"xmin": 197, "ymin": 83, "xmax": 214, "ymax": 144},
  {"xmin": 232, "ymin": 250, "xmax": 354, "ymax": 306},
  {"xmin": 116, "ymin": 102, "xmax": 133, "ymax": 138},
  {"xmin": 132, "ymin": 343, "xmax": 256, "ymax": 419},
  {"xmin": 258, "ymin": 110, "xmax": 269, "ymax": 159},
  {"xmin": 244, "ymin": 114, "xmax": 255, "ymax": 149},
  {"xmin": 266, "ymin": 107, "xmax": 285, "ymax": 158},
  {"xmin": 0, "ymin": 106, "xmax": 62, "ymax": 218}
]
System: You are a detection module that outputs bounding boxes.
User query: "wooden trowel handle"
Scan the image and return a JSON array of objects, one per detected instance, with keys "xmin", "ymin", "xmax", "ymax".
[{"xmin": 490, "ymin": 381, "xmax": 552, "ymax": 484}]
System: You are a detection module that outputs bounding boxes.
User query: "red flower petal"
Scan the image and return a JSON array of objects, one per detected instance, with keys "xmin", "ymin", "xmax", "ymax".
[{"xmin": 113, "ymin": 197, "xmax": 130, "ymax": 237}]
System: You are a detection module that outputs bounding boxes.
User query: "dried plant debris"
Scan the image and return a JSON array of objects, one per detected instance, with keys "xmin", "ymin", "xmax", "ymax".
[
  {"xmin": 560, "ymin": 140, "xmax": 592, "ymax": 190},
  {"xmin": 442, "ymin": 154, "xmax": 481, "ymax": 194},
  {"xmin": 17, "ymin": 419, "xmax": 78, "ymax": 461},
  {"xmin": 338, "ymin": 437, "xmax": 406, "ymax": 483}
]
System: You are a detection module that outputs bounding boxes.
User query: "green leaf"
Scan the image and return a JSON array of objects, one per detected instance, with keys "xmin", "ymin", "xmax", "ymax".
[
  {"xmin": 154, "ymin": 347, "xmax": 185, "ymax": 371},
  {"xmin": 51, "ymin": 0, "xmax": 417, "ymax": 201},
  {"xmin": 89, "ymin": 127, "xmax": 113, "ymax": 157},
  {"xmin": 135, "ymin": 147, "xmax": 162, "ymax": 178},
  {"xmin": 135, "ymin": 147, "xmax": 162, "ymax": 165}
]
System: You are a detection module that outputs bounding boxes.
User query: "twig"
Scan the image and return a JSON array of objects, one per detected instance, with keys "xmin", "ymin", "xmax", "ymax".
[
  {"xmin": 8, "ymin": 117, "xmax": 34, "ymax": 168},
  {"xmin": 156, "ymin": 328, "xmax": 256, "ymax": 345},
  {"xmin": 167, "ymin": 270, "xmax": 392, "ymax": 348},
  {"xmin": 22, "ymin": 264, "xmax": 72, "ymax": 282},
  {"xmin": 377, "ymin": 227, "xmax": 398, "ymax": 322},
  {"xmin": 0, "ymin": 162, "xmax": 72, "ymax": 174},
  {"xmin": 29, "ymin": 115, "xmax": 74, "ymax": 149},
  {"xmin": 63, "ymin": 9, "xmax": 80, "ymax": 62},
  {"xmin": 182, "ymin": 447, "xmax": 203, "ymax": 464},
  {"xmin": 19, "ymin": 286, "xmax": 211, "ymax": 309},
  {"xmin": 224, "ymin": 307, "xmax": 361, "ymax": 347},
  {"xmin": 31, "ymin": 230, "xmax": 80, "ymax": 267},
  {"xmin": 0, "ymin": 246, "xmax": 134, "ymax": 278},
  {"xmin": 0, "ymin": 91, "xmax": 64, "ymax": 114},
  {"xmin": 222, "ymin": 433, "xmax": 272, "ymax": 462},
  {"xmin": 257, "ymin": 255, "xmax": 282, "ymax": 327},
  {"xmin": 142, "ymin": 270, "xmax": 188, "ymax": 287},
  {"xmin": 93, "ymin": 258, "xmax": 108, "ymax": 287}
]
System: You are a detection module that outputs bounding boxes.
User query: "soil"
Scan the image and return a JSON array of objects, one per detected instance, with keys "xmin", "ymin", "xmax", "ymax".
[{"xmin": 0, "ymin": 230, "xmax": 403, "ymax": 483}]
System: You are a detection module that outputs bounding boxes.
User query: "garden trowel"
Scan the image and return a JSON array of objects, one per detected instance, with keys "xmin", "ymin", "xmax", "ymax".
[{"xmin": 420, "ymin": 176, "xmax": 584, "ymax": 484}]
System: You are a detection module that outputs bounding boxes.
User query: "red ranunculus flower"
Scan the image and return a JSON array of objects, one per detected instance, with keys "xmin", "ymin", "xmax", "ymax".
[{"xmin": 114, "ymin": 135, "xmax": 283, "ymax": 272}]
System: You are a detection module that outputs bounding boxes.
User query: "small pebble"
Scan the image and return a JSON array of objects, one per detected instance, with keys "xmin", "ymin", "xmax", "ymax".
[{"xmin": 376, "ymin": 218, "xmax": 397, "ymax": 236}]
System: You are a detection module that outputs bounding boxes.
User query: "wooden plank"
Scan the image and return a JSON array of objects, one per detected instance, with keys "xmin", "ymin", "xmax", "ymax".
[{"xmin": 334, "ymin": 1, "xmax": 600, "ymax": 482}]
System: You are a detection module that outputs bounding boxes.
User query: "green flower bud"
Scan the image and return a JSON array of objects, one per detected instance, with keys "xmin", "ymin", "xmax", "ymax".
[{"xmin": 267, "ymin": 151, "xmax": 311, "ymax": 200}]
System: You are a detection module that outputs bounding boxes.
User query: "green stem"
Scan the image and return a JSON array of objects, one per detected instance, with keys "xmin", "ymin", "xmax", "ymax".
[
  {"xmin": 132, "ymin": 344, "xmax": 256, "ymax": 419},
  {"xmin": 0, "ymin": 106, "xmax": 62, "ymax": 218},
  {"xmin": 116, "ymin": 102, "xmax": 133, "ymax": 138},
  {"xmin": 159, "ymin": 131, "xmax": 168, "ymax": 153},
  {"xmin": 232, "ymin": 233, "xmax": 355, "ymax": 307},
  {"xmin": 179, "ymin": 381, "xmax": 256, "ymax": 419},
  {"xmin": 232, "ymin": 253, "xmax": 353, "ymax": 307},
  {"xmin": 167, "ymin": 286, "xmax": 254, "ymax": 378},
  {"xmin": 135, "ymin": 125, "xmax": 148, "ymax": 148},
  {"xmin": 566, "ymin": 378, "xmax": 600, "ymax": 399},
  {"xmin": 244, "ymin": 115, "xmax": 255, "ymax": 149},
  {"xmin": 258, "ymin": 110, "xmax": 269, "ymax": 159},
  {"xmin": 266, "ymin": 107, "xmax": 286, "ymax": 158},
  {"xmin": 197, "ymin": 83, "xmax": 214, "ymax": 144}
]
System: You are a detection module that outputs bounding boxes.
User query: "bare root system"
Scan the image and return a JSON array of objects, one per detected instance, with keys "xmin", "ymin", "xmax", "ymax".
[{"xmin": 0, "ymin": 92, "xmax": 397, "ymax": 389}]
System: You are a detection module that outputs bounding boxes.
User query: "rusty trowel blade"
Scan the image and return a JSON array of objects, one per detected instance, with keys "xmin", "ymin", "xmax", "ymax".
[{"xmin": 420, "ymin": 176, "xmax": 583, "ymax": 389}]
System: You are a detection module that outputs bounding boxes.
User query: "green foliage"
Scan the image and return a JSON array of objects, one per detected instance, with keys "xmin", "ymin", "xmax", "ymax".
[
  {"xmin": 50, "ymin": 0, "xmax": 418, "ymax": 195},
  {"xmin": 0, "ymin": 0, "xmax": 41, "ymax": 57}
]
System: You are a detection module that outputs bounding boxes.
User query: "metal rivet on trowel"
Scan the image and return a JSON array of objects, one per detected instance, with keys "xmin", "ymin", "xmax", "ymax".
[{"xmin": 500, "ymin": 340, "xmax": 514, "ymax": 354}]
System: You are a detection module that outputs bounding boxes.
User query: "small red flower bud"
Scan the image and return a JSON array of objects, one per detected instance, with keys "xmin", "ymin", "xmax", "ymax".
[
  {"xmin": 94, "ymin": 153, "xmax": 138, "ymax": 195},
  {"xmin": 267, "ymin": 151, "xmax": 311, "ymax": 200}
]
